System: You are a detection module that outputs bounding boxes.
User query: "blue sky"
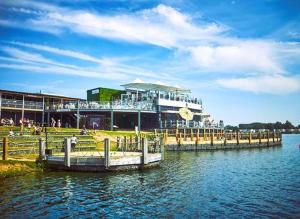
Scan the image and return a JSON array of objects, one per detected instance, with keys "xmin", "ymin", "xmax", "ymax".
[{"xmin": 0, "ymin": 0, "xmax": 300, "ymax": 125}]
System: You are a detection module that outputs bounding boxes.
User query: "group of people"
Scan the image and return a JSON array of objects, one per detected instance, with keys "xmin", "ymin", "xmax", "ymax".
[
  {"xmin": 0, "ymin": 118, "xmax": 15, "ymax": 126},
  {"xmin": 51, "ymin": 117, "xmax": 62, "ymax": 128},
  {"xmin": 19, "ymin": 118, "xmax": 35, "ymax": 128}
]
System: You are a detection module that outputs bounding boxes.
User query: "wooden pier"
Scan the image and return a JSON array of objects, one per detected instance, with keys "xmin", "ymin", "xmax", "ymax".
[
  {"xmin": 42, "ymin": 137, "xmax": 163, "ymax": 172},
  {"xmin": 155, "ymin": 128, "xmax": 282, "ymax": 151}
]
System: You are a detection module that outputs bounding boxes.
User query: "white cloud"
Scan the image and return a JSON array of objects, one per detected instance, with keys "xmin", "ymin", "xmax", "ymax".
[
  {"xmin": 10, "ymin": 7, "xmax": 42, "ymax": 15},
  {"xmin": 0, "ymin": 47, "xmax": 127, "ymax": 79},
  {"xmin": 1, "ymin": 3, "xmax": 224, "ymax": 48},
  {"xmin": 9, "ymin": 41, "xmax": 112, "ymax": 65},
  {"xmin": 1, "ymin": 46, "xmax": 89, "ymax": 70},
  {"xmin": 0, "ymin": 18, "xmax": 62, "ymax": 34},
  {"xmin": 1, "ymin": 0, "xmax": 62, "ymax": 13},
  {"xmin": 1, "ymin": 1, "xmax": 300, "ymax": 95},
  {"xmin": 189, "ymin": 40, "xmax": 284, "ymax": 74},
  {"xmin": 216, "ymin": 75, "xmax": 300, "ymax": 94},
  {"xmin": 0, "ymin": 45, "xmax": 174, "ymax": 82},
  {"xmin": 0, "ymin": 63, "xmax": 126, "ymax": 80},
  {"xmin": 3, "ymin": 1, "xmax": 291, "ymax": 76}
]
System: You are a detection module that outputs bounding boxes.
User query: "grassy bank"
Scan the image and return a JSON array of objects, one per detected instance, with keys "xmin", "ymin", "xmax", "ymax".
[
  {"xmin": 0, "ymin": 126, "xmax": 151, "ymax": 135},
  {"xmin": 0, "ymin": 160, "xmax": 42, "ymax": 179}
]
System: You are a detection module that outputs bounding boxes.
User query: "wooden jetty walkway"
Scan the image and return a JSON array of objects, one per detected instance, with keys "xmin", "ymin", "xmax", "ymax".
[
  {"xmin": 155, "ymin": 128, "xmax": 282, "ymax": 151},
  {"xmin": 1, "ymin": 135, "xmax": 164, "ymax": 172}
]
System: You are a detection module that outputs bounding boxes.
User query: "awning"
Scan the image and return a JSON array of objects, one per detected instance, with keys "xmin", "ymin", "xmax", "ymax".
[{"xmin": 121, "ymin": 82, "xmax": 191, "ymax": 93}]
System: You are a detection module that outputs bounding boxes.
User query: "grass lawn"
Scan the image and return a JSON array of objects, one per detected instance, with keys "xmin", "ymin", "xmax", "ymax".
[
  {"xmin": 0, "ymin": 126, "xmax": 152, "ymax": 135},
  {"xmin": 0, "ymin": 160, "xmax": 42, "ymax": 179}
]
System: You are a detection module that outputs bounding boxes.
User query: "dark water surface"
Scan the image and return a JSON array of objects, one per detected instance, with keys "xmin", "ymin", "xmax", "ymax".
[{"xmin": 1, "ymin": 135, "xmax": 300, "ymax": 218}]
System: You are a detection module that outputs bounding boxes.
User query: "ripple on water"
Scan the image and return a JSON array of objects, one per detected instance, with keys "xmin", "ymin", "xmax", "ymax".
[{"xmin": 0, "ymin": 135, "xmax": 300, "ymax": 218}]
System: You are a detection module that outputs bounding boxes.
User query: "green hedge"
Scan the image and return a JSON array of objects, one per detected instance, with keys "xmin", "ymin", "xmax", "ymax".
[{"xmin": 99, "ymin": 88, "xmax": 124, "ymax": 102}]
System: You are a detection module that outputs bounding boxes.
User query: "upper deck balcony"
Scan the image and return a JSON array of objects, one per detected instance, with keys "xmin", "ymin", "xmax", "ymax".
[
  {"xmin": 0, "ymin": 89, "xmax": 81, "ymax": 112},
  {"xmin": 1, "ymin": 98, "xmax": 43, "ymax": 111},
  {"xmin": 157, "ymin": 94, "xmax": 202, "ymax": 111},
  {"xmin": 121, "ymin": 81, "xmax": 202, "ymax": 111},
  {"xmin": 47, "ymin": 100, "xmax": 156, "ymax": 112}
]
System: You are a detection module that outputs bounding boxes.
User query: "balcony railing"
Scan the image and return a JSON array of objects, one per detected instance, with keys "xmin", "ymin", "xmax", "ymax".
[
  {"xmin": 47, "ymin": 100, "xmax": 156, "ymax": 111},
  {"xmin": 161, "ymin": 120, "xmax": 222, "ymax": 129},
  {"xmin": 1, "ymin": 99, "xmax": 43, "ymax": 110},
  {"xmin": 158, "ymin": 94, "xmax": 202, "ymax": 105}
]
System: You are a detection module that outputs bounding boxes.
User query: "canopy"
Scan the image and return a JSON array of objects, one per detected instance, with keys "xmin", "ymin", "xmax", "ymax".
[
  {"xmin": 121, "ymin": 82, "xmax": 191, "ymax": 93},
  {"xmin": 179, "ymin": 107, "xmax": 194, "ymax": 120}
]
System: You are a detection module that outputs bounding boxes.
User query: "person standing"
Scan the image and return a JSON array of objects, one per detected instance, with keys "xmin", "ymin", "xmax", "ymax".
[
  {"xmin": 19, "ymin": 118, "xmax": 23, "ymax": 133},
  {"xmin": 93, "ymin": 121, "xmax": 98, "ymax": 134},
  {"xmin": 71, "ymin": 134, "xmax": 77, "ymax": 151},
  {"xmin": 51, "ymin": 118, "xmax": 56, "ymax": 127},
  {"xmin": 57, "ymin": 119, "xmax": 61, "ymax": 129},
  {"xmin": 9, "ymin": 118, "xmax": 14, "ymax": 126}
]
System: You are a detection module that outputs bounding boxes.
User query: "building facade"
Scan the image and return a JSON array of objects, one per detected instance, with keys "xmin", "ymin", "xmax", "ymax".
[{"xmin": 0, "ymin": 82, "xmax": 221, "ymax": 130}]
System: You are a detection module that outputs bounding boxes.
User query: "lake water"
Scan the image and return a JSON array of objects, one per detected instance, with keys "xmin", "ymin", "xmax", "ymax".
[{"xmin": 1, "ymin": 134, "xmax": 300, "ymax": 218}]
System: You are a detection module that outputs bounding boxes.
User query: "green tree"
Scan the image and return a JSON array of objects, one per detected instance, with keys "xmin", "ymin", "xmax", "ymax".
[{"xmin": 284, "ymin": 120, "xmax": 294, "ymax": 129}]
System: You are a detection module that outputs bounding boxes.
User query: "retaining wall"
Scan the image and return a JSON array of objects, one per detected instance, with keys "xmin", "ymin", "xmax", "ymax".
[{"xmin": 165, "ymin": 141, "xmax": 281, "ymax": 151}]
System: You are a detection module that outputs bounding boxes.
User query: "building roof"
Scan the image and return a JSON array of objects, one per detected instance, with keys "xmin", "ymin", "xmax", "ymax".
[
  {"xmin": 121, "ymin": 82, "xmax": 191, "ymax": 93},
  {"xmin": 0, "ymin": 89, "xmax": 82, "ymax": 100}
]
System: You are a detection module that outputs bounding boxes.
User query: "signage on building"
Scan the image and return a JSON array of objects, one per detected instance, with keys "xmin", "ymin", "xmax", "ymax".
[{"xmin": 92, "ymin": 89, "xmax": 99, "ymax": 94}]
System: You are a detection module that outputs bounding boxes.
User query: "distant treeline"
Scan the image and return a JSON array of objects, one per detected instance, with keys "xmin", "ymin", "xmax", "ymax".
[{"xmin": 225, "ymin": 121, "xmax": 300, "ymax": 131}]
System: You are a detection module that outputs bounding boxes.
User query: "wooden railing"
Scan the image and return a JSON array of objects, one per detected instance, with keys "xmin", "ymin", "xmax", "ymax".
[{"xmin": 154, "ymin": 128, "xmax": 282, "ymax": 146}]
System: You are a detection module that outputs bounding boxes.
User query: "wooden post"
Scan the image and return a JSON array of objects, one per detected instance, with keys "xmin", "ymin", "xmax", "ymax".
[
  {"xmin": 163, "ymin": 133, "xmax": 168, "ymax": 145},
  {"xmin": 280, "ymin": 132, "xmax": 282, "ymax": 142},
  {"xmin": 196, "ymin": 129, "xmax": 200, "ymax": 142},
  {"xmin": 230, "ymin": 131, "xmax": 233, "ymax": 140},
  {"xmin": 130, "ymin": 136, "xmax": 133, "ymax": 150},
  {"xmin": 258, "ymin": 131, "xmax": 261, "ymax": 144},
  {"xmin": 104, "ymin": 138, "xmax": 110, "ymax": 168},
  {"xmin": 224, "ymin": 133, "xmax": 227, "ymax": 146},
  {"xmin": 203, "ymin": 128, "xmax": 206, "ymax": 141},
  {"xmin": 2, "ymin": 137, "xmax": 8, "ymax": 160},
  {"xmin": 272, "ymin": 130, "xmax": 275, "ymax": 143},
  {"xmin": 142, "ymin": 138, "xmax": 148, "ymax": 165},
  {"xmin": 175, "ymin": 129, "xmax": 178, "ymax": 138},
  {"xmin": 267, "ymin": 130, "xmax": 270, "ymax": 146},
  {"xmin": 236, "ymin": 130, "xmax": 240, "ymax": 145},
  {"xmin": 64, "ymin": 138, "xmax": 71, "ymax": 167},
  {"xmin": 210, "ymin": 131, "xmax": 214, "ymax": 146},
  {"xmin": 159, "ymin": 137, "xmax": 164, "ymax": 160},
  {"xmin": 249, "ymin": 132, "xmax": 252, "ymax": 145},
  {"xmin": 190, "ymin": 128, "xmax": 194, "ymax": 141},
  {"xmin": 124, "ymin": 136, "xmax": 127, "ymax": 151},
  {"xmin": 183, "ymin": 129, "xmax": 186, "ymax": 141},
  {"xmin": 137, "ymin": 135, "xmax": 141, "ymax": 150},
  {"xmin": 39, "ymin": 138, "xmax": 46, "ymax": 160},
  {"xmin": 116, "ymin": 136, "xmax": 120, "ymax": 150},
  {"xmin": 178, "ymin": 133, "xmax": 182, "ymax": 146}
]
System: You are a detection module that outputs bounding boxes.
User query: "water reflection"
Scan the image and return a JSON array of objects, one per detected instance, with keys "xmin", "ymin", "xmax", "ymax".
[{"xmin": 0, "ymin": 135, "xmax": 300, "ymax": 217}]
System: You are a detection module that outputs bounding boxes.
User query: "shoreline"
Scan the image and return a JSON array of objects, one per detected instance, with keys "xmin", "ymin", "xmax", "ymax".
[{"xmin": 0, "ymin": 160, "xmax": 43, "ymax": 180}]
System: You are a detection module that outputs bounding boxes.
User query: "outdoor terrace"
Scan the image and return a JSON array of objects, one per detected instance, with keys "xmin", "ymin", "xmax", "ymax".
[
  {"xmin": 47, "ymin": 100, "xmax": 156, "ymax": 112},
  {"xmin": 1, "ymin": 98, "xmax": 43, "ymax": 111}
]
